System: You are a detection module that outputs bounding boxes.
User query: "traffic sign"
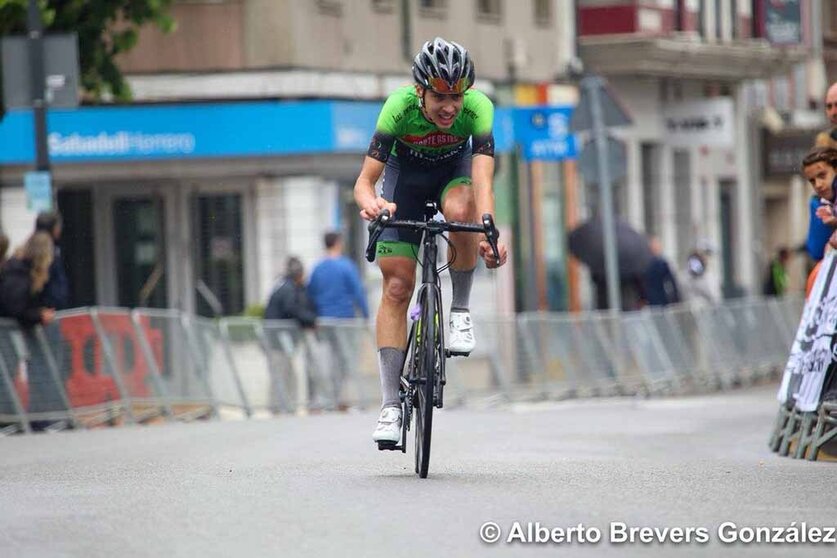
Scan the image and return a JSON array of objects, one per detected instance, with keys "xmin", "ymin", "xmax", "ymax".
[
  {"xmin": 513, "ymin": 106, "xmax": 578, "ymax": 161},
  {"xmin": 570, "ymin": 76, "xmax": 632, "ymax": 133},
  {"xmin": 2, "ymin": 34, "xmax": 80, "ymax": 109},
  {"xmin": 579, "ymin": 136, "xmax": 627, "ymax": 184},
  {"xmin": 24, "ymin": 171, "xmax": 52, "ymax": 212}
]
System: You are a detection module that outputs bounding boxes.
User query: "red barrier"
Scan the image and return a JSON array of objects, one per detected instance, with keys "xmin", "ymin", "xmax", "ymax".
[{"xmin": 59, "ymin": 313, "xmax": 163, "ymax": 408}]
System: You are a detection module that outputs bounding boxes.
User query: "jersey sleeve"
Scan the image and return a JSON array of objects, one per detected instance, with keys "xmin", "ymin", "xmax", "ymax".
[
  {"xmin": 468, "ymin": 90, "xmax": 495, "ymax": 157},
  {"xmin": 367, "ymin": 91, "xmax": 405, "ymax": 162}
]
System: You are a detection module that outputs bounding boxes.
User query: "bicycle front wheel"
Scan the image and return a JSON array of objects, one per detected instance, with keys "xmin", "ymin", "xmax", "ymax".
[{"xmin": 415, "ymin": 287, "xmax": 438, "ymax": 478}]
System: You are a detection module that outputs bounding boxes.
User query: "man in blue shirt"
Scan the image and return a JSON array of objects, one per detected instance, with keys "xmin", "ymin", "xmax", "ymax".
[{"xmin": 307, "ymin": 232, "xmax": 369, "ymax": 319}]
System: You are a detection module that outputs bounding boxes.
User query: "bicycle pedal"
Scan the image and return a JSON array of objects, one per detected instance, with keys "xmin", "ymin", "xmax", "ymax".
[
  {"xmin": 377, "ymin": 441, "xmax": 402, "ymax": 451},
  {"xmin": 445, "ymin": 349, "xmax": 471, "ymax": 358}
]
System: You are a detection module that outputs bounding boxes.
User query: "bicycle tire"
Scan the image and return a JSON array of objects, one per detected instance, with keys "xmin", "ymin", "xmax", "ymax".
[{"xmin": 415, "ymin": 288, "xmax": 437, "ymax": 478}]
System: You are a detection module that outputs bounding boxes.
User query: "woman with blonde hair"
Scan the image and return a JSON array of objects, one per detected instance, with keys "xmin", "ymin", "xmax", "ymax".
[{"xmin": 0, "ymin": 232, "xmax": 56, "ymax": 328}]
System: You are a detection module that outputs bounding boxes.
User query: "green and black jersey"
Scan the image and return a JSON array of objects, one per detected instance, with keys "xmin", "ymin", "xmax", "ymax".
[{"xmin": 367, "ymin": 85, "xmax": 495, "ymax": 165}]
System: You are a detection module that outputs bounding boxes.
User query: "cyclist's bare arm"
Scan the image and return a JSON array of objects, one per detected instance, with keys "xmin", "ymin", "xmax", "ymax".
[
  {"xmin": 471, "ymin": 154, "xmax": 508, "ymax": 268},
  {"xmin": 354, "ymin": 156, "xmax": 397, "ymax": 221},
  {"xmin": 471, "ymin": 154, "xmax": 495, "ymax": 218}
]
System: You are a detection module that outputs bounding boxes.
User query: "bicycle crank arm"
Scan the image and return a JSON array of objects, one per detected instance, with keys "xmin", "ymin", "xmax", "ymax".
[{"xmin": 377, "ymin": 441, "xmax": 405, "ymax": 452}]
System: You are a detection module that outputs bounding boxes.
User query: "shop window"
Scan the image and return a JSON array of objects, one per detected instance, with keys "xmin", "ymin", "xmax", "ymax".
[
  {"xmin": 419, "ymin": 0, "xmax": 447, "ymax": 18},
  {"xmin": 674, "ymin": 0, "xmax": 685, "ymax": 31},
  {"xmin": 533, "ymin": 0, "xmax": 551, "ymax": 27},
  {"xmin": 114, "ymin": 197, "xmax": 167, "ymax": 309},
  {"xmin": 641, "ymin": 143, "xmax": 661, "ymax": 236},
  {"xmin": 477, "ymin": 0, "xmax": 502, "ymax": 23},
  {"xmin": 192, "ymin": 194, "xmax": 245, "ymax": 317}
]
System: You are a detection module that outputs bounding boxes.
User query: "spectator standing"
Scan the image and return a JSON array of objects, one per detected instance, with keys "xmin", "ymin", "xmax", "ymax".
[
  {"xmin": 801, "ymin": 147, "xmax": 837, "ymax": 297},
  {"xmin": 0, "ymin": 232, "xmax": 66, "ymax": 429},
  {"xmin": 815, "ymin": 82, "xmax": 837, "ymax": 150},
  {"xmin": 642, "ymin": 236, "xmax": 681, "ymax": 307},
  {"xmin": 682, "ymin": 249, "xmax": 715, "ymax": 305},
  {"xmin": 805, "ymin": 83, "xmax": 837, "ymax": 264},
  {"xmin": 0, "ymin": 232, "xmax": 55, "ymax": 329},
  {"xmin": 762, "ymin": 247, "xmax": 790, "ymax": 297},
  {"xmin": 307, "ymin": 232, "xmax": 369, "ymax": 410},
  {"xmin": 806, "ymin": 194, "xmax": 832, "ymax": 262},
  {"xmin": 265, "ymin": 257, "xmax": 317, "ymax": 327},
  {"xmin": 35, "ymin": 212, "xmax": 69, "ymax": 310},
  {"xmin": 307, "ymin": 232, "xmax": 369, "ymax": 319},
  {"xmin": 264, "ymin": 257, "xmax": 321, "ymax": 414}
]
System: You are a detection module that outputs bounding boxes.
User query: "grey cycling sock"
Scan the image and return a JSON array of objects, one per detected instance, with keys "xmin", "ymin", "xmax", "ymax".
[
  {"xmin": 449, "ymin": 267, "xmax": 475, "ymax": 312},
  {"xmin": 378, "ymin": 347, "xmax": 405, "ymax": 409}
]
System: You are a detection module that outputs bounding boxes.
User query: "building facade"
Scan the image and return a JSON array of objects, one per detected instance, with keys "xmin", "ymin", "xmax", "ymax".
[
  {"xmin": 0, "ymin": 0, "xmax": 579, "ymax": 316},
  {"xmin": 1, "ymin": 0, "xmax": 822, "ymax": 315},
  {"xmin": 578, "ymin": 0, "xmax": 811, "ymax": 299}
]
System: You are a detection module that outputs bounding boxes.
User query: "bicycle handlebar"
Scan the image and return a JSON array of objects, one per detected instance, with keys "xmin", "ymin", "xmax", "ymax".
[{"xmin": 365, "ymin": 209, "xmax": 500, "ymax": 263}]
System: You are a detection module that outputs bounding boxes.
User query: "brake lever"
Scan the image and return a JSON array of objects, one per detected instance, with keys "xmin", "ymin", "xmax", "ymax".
[
  {"xmin": 481, "ymin": 213, "xmax": 500, "ymax": 263},
  {"xmin": 365, "ymin": 209, "xmax": 391, "ymax": 262}
]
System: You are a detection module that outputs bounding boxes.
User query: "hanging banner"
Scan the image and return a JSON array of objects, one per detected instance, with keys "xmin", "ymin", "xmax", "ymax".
[
  {"xmin": 777, "ymin": 252, "xmax": 837, "ymax": 412},
  {"xmin": 764, "ymin": 0, "xmax": 802, "ymax": 46}
]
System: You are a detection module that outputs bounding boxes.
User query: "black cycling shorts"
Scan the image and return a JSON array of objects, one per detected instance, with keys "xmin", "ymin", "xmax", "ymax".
[{"xmin": 376, "ymin": 150, "xmax": 472, "ymax": 258}]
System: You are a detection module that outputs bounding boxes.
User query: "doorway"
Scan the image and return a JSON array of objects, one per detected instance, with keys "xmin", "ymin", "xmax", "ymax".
[
  {"xmin": 57, "ymin": 189, "xmax": 96, "ymax": 307},
  {"xmin": 191, "ymin": 193, "xmax": 244, "ymax": 317},
  {"xmin": 113, "ymin": 196, "xmax": 168, "ymax": 308}
]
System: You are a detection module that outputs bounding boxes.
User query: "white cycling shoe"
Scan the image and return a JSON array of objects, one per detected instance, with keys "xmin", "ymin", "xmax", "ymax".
[
  {"xmin": 448, "ymin": 310, "xmax": 475, "ymax": 355},
  {"xmin": 372, "ymin": 406, "xmax": 402, "ymax": 444}
]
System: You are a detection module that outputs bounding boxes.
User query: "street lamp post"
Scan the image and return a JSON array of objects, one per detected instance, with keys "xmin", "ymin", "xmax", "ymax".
[{"xmin": 27, "ymin": 0, "xmax": 51, "ymax": 175}]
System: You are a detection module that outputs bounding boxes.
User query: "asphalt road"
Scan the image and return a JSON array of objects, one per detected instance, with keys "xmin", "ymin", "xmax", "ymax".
[{"xmin": 1, "ymin": 385, "xmax": 836, "ymax": 558}]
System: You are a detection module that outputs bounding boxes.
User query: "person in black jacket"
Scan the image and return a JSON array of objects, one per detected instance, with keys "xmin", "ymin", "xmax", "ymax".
[
  {"xmin": 643, "ymin": 236, "xmax": 681, "ymax": 307},
  {"xmin": 35, "ymin": 211, "xmax": 69, "ymax": 310},
  {"xmin": 264, "ymin": 257, "xmax": 317, "ymax": 328},
  {"xmin": 0, "ymin": 232, "xmax": 56, "ymax": 329},
  {"xmin": 264, "ymin": 257, "xmax": 322, "ymax": 413},
  {"xmin": 0, "ymin": 232, "xmax": 66, "ymax": 429}
]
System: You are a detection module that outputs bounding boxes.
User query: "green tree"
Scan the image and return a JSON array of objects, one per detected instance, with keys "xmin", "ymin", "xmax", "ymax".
[{"xmin": 0, "ymin": 0, "xmax": 175, "ymax": 101}]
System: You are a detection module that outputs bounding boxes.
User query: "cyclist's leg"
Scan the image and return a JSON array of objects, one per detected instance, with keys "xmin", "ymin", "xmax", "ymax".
[
  {"xmin": 440, "ymin": 158, "xmax": 478, "ymax": 311},
  {"xmin": 377, "ymin": 256, "xmax": 417, "ymax": 408},
  {"xmin": 373, "ymin": 156, "xmax": 424, "ymax": 442},
  {"xmin": 439, "ymin": 157, "xmax": 478, "ymax": 354}
]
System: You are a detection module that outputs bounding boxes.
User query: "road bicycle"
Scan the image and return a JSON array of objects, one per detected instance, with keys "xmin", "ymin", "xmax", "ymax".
[{"xmin": 365, "ymin": 201, "xmax": 500, "ymax": 478}]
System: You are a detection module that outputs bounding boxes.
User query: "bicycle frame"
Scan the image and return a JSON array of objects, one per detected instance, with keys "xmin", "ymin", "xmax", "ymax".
[{"xmin": 366, "ymin": 201, "xmax": 499, "ymax": 476}]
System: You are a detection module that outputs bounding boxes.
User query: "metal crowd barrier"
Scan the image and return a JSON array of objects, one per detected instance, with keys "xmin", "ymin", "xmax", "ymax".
[
  {"xmin": 767, "ymin": 285, "xmax": 836, "ymax": 461},
  {"xmin": 0, "ymin": 296, "xmax": 802, "ymax": 435}
]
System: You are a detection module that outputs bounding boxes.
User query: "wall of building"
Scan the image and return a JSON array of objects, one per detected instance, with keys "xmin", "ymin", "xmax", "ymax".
[
  {"xmin": 119, "ymin": 0, "xmax": 572, "ymax": 83},
  {"xmin": 117, "ymin": 1, "xmax": 246, "ymax": 72}
]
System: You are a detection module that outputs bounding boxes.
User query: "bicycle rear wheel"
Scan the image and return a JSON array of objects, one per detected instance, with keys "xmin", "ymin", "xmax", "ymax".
[{"xmin": 415, "ymin": 288, "xmax": 438, "ymax": 478}]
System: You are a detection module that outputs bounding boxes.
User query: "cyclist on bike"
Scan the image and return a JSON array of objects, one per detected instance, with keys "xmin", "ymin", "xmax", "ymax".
[{"xmin": 353, "ymin": 37, "xmax": 508, "ymax": 444}]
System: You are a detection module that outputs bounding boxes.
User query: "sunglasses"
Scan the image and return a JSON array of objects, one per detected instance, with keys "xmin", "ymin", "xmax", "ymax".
[{"xmin": 428, "ymin": 77, "xmax": 468, "ymax": 94}]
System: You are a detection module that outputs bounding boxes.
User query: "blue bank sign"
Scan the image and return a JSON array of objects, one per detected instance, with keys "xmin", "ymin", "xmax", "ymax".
[
  {"xmin": 0, "ymin": 101, "xmax": 370, "ymax": 164},
  {"xmin": 0, "ymin": 100, "xmax": 557, "ymax": 165},
  {"xmin": 513, "ymin": 106, "xmax": 577, "ymax": 161}
]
